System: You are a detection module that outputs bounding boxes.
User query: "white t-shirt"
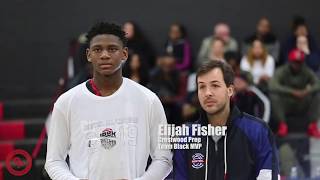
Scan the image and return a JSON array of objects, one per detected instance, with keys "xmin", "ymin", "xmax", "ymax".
[
  {"xmin": 45, "ymin": 78, "xmax": 172, "ymax": 180},
  {"xmin": 240, "ymin": 55, "xmax": 275, "ymax": 84}
]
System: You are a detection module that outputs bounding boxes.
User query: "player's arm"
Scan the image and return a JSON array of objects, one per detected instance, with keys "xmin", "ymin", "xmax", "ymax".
[
  {"xmin": 45, "ymin": 105, "xmax": 80, "ymax": 180},
  {"xmin": 136, "ymin": 96, "xmax": 173, "ymax": 180}
]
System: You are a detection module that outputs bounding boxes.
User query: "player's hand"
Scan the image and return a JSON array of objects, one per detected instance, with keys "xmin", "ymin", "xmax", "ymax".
[{"xmin": 301, "ymin": 46, "xmax": 310, "ymax": 55}]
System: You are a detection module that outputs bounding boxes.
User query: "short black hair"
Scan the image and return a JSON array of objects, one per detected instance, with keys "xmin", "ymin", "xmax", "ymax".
[
  {"xmin": 225, "ymin": 51, "xmax": 240, "ymax": 65},
  {"xmin": 196, "ymin": 60, "xmax": 234, "ymax": 87},
  {"xmin": 292, "ymin": 15, "xmax": 306, "ymax": 32},
  {"xmin": 86, "ymin": 22, "xmax": 128, "ymax": 46}
]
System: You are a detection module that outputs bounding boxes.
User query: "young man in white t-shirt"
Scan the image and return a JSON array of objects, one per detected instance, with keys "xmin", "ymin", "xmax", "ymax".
[{"xmin": 45, "ymin": 22, "xmax": 173, "ymax": 180}]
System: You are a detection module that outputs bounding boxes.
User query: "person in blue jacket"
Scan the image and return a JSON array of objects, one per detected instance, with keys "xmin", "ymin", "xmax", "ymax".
[{"xmin": 173, "ymin": 60, "xmax": 279, "ymax": 180}]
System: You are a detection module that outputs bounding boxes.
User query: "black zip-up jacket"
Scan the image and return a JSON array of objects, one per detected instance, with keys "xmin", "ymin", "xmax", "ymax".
[{"xmin": 173, "ymin": 105, "xmax": 279, "ymax": 180}]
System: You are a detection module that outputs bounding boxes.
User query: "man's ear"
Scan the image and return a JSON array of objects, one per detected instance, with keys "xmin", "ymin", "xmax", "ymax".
[
  {"xmin": 122, "ymin": 47, "xmax": 129, "ymax": 63},
  {"xmin": 86, "ymin": 48, "xmax": 91, "ymax": 62},
  {"xmin": 227, "ymin": 85, "xmax": 234, "ymax": 97}
]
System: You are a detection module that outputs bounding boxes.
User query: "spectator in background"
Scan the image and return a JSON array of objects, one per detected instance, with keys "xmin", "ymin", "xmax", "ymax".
[
  {"xmin": 280, "ymin": 16, "xmax": 318, "ymax": 65},
  {"xmin": 181, "ymin": 72, "xmax": 199, "ymax": 123},
  {"xmin": 67, "ymin": 33, "xmax": 92, "ymax": 89},
  {"xmin": 296, "ymin": 35, "xmax": 320, "ymax": 72},
  {"xmin": 214, "ymin": 23, "xmax": 238, "ymax": 52},
  {"xmin": 196, "ymin": 37, "xmax": 226, "ymax": 67},
  {"xmin": 269, "ymin": 49, "xmax": 320, "ymax": 138},
  {"xmin": 226, "ymin": 52, "xmax": 271, "ymax": 122},
  {"xmin": 232, "ymin": 72, "xmax": 269, "ymax": 122},
  {"xmin": 243, "ymin": 17, "xmax": 280, "ymax": 63},
  {"xmin": 240, "ymin": 39, "xmax": 275, "ymax": 88},
  {"xmin": 73, "ymin": 33, "xmax": 90, "ymax": 77},
  {"xmin": 197, "ymin": 23, "xmax": 238, "ymax": 65},
  {"xmin": 123, "ymin": 53, "xmax": 149, "ymax": 86},
  {"xmin": 123, "ymin": 21, "xmax": 156, "ymax": 67},
  {"xmin": 181, "ymin": 85, "xmax": 199, "ymax": 123},
  {"xmin": 225, "ymin": 51, "xmax": 242, "ymax": 75},
  {"xmin": 165, "ymin": 23, "xmax": 192, "ymax": 72},
  {"xmin": 208, "ymin": 37, "xmax": 225, "ymax": 62},
  {"xmin": 149, "ymin": 54, "xmax": 187, "ymax": 125},
  {"xmin": 233, "ymin": 72, "xmax": 255, "ymax": 113}
]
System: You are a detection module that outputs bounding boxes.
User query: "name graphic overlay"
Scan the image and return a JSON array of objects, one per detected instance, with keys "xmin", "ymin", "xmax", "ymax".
[{"xmin": 158, "ymin": 124, "xmax": 227, "ymax": 150}]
